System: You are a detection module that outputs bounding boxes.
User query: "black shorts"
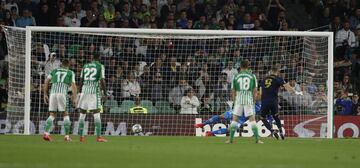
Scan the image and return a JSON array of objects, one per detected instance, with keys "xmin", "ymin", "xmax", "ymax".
[{"xmin": 260, "ymin": 103, "xmax": 278, "ymax": 117}]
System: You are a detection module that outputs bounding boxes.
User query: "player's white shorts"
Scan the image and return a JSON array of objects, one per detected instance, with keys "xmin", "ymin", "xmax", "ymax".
[
  {"xmin": 49, "ymin": 93, "xmax": 67, "ymax": 112},
  {"xmin": 233, "ymin": 104, "xmax": 255, "ymax": 117},
  {"xmin": 77, "ymin": 93, "xmax": 102, "ymax": 111}
]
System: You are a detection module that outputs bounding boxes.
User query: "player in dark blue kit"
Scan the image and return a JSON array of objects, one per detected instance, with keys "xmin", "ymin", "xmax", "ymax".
[
  {"xmin": 194, "ymin": 101, "xmax": 273, "ymax": 136},
  {"xmin": 259, "ymin": 67, "xmax": 302, "ymax": 140}
]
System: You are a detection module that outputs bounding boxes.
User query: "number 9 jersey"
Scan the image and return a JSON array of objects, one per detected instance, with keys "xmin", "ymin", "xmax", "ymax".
[{"xmin": 78, "ymin": 61, "xmax": 105, "ymax": 111}]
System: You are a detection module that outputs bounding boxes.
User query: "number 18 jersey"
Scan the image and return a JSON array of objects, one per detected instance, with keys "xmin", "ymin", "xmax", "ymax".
[
  {"xmin": 48, "ymin": 68, "xmax": 75, "ymax": 95},
  {"xmin": 80, "ymin": 61, "xmax": 105, "ymax": 94},
  {"xmin": 231, "ymin": 70, "xmax": 257, "ymax": 105}
]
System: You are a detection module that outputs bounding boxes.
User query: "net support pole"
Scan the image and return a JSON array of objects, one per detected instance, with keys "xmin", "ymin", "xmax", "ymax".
[
  {"xmin": 24, "ymin": 27, "xmax": 32, "ymax": 135},
  {"xmin": 326, "ymin": 33, "xmax": 334, "ymax": 139}
]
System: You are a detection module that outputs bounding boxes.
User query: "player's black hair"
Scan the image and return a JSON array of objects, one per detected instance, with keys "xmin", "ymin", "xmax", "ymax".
[
  {"xmin": 240, "ymin": 59, "xmax": 250, "ymax": 69},
  {"xmin": 93, "ymin": 53, "xmax": 100, "ymax": 60},
  {"xmin": 61, "ymin": 60, "xmax": 70, "ymax": 67},
  {"xmin": 271, "ymin": 66, "xmax": 279, "ymax": 73}
]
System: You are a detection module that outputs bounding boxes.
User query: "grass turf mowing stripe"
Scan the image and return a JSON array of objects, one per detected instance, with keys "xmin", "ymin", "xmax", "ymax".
[{"xmin": 0, "ymin": 135, "xmax": 359, "ymax": 168}]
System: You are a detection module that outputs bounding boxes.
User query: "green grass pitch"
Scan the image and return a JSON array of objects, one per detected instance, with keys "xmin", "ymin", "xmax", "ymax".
[{"xmin": 0, "ymin": 135, "xmax": 359, "ymax": 168}]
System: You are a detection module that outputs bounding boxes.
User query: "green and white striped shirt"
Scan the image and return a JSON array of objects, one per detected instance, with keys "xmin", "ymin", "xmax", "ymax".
[
  {"xmin": 231, "ymin": 70, "xmax": 257, "ymax": 105},
  {"xmin": 80, "ymin": 61, "xmax": 105, "ymax": 94},
  {"xmin": 48, "ymin": 68, "xmax": 75, "ymax": 95}
]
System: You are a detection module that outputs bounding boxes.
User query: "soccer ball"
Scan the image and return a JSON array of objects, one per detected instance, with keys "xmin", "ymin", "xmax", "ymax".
[{"xmin": 132, "ymin": 124, "xmax": 143, "ymax": 134}]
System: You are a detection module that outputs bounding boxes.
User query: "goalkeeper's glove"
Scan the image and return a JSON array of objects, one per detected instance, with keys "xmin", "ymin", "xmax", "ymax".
[{"xmin": 295, "ymin": 91, "xmax": 303, "ymax": 95}]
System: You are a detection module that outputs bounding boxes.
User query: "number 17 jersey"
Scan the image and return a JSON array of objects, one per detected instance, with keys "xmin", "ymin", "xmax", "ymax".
[
  {"xmin": 48, "ymin": 68, "xmax": 75, "ymax": 95},
  {"xmin": 232, "ymin": 70, "xmax": 257, "ymax": 105},
  {"xmin": 80, "ymin": 61, "xmax": 105, "ymax": 94}
]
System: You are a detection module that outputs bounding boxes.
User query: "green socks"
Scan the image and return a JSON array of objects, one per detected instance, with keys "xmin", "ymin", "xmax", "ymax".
[
  {"xmin": 251, "ymin": 122, "xmax": 259, "ymax": 142},
  {"xmin": 63, "ymin": 116, "xmax": 71, "ymax": 135},
  {"xmin": 95, "ymin": 119, "xmax": 101, "ymax": 137},
  {"xmin": 229, "ymin": 122, "xmax": 238, "ymax": 143},
  {"xmin": 44, "ymin": 116, "xmax": 55, "ymax": 133},
  {"xmin": 79, "ymin": 119, "xmax": 85, "ymax": 136},
  {"xmin": 94, "ymin": 113, "xmax": 102, "ymax": 137}
]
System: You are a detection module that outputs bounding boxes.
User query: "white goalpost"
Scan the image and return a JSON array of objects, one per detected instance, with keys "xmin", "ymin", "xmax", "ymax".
[{"xmin": 2, "ymin": 26, "xmax": 333, "ymax": 138}]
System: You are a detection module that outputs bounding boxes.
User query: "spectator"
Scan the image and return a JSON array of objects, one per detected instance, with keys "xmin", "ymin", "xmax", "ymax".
[
  {"xmin": 44, "ymin": 52, "xmax": 61, "ymax": 76},
  {"xmin": 237, "ymin": 13, "xmax": 254, "ymax": 30},
  {"xmin": 139, "ymin": 15, "xmax": 151, "ymax": 28},
  {"xmin": 335, "ymin": 20, "xmax": 356, "ymax": 48},
  {"xmin": 305, "ymin": 77, "xmax": 317, "ymax": 95},
  {"xmin": 36, "ymin": 4, "xmax": 53, "ymax": 26},
  {"xmin": 266, "ymin": 0, "xmax": 286, "ymax": 27},
  {"xmin": 64, "ymin": 10, "xmax": 81, "ymax": 27},
  {"xmin": 355, "ymin": 27, "xmax": 360, "ymax": 47},
  {"xmin": 121, "ymin": 71, "xmax": 141, "ymax": 100},
  {"xmin": 222, "ymin": 60, "xmax": 238, "ymax": 84},
  {"xmin": 135, "ymin": 64, "xmax": 153, "ymax": 98},
  {"xmin": 176, "ymin": 10, "xmax": 187, "ymax": 28},
  {"xmin": 193, "ymin": 15, "xmax": 207, "ymax": 29},
  {"xmin": 5, "ymin": 0, "xmax": 18, "ymax": 15},
  {"xmin": 164, "ymin": 56, "xmax": 178, "ymax": 87},
  {"xmin": 335, "ymin": 91, "xmax": 354, "ymax": 115},
  {"xmin": 178, "ymin": 63, "xmax": 189, "ymax": 82},
  {"xmin": 56, "ymin": 16, "xmax": 65, "ymax": 26},
  {"xmin": 3, "ymin": 10, "xmax": 14, "ymax": 26},
  {"xmin": 214, "ymin": 73, "xmax": 231, "ymax": 111},
  {"xmin": 180, "ymin": 88, "xmax": 200, "ymax": 114},
  {"xmin": 216, "ymin": 5, "xmax": 230, "ymax": 22},
  {"xmin": 15, "ymin": 9, "xmax": 35, "ymax": 27},
  {"xmin": 351, "ymin": 52, "xmax": 360, "ymax": 94},
  {"xmin": 81, "ymin": 10, "xmax": 98, "ymax": 27},
  {"xmin": 317, "ymin": 7, "xmax": 331, "ymax": 29},
  {"xmin": 351, "ymin": 94, "xmax": 359, "ymax": 115},
  {"xmin": 208, "ymin": 16, "xmax": 220, "ymax": 30},
  {"xmin": 311, "ymin": 84, "xmax": 327, "ymax": 114},
  {"xmin": 194, "ymin": 72, "xmax": 209, "ymax": 100},
  {"xmin": 74, "ymin": 2, "xmax": 86, "ymax": 20},
  {"xmin": 18, "ymin": 0, "xmax": 36, "ymax": 15},
  {"xmin": 350, "ymin": 8, "xmax": 360, "ymax": 31},
  {"xmin": 100, "ymin": 37, "xmax": 114, "ymax": 57},
  {"xmin": 356, "ymin": 105, "xmax": 360, "ymax": 115},
  {"xmin": 341, "ymin": 75, "xmax": 353, "ymax": 92},
  {"xmin": 168, "ymin": 79, "xmax": 191, "ymax": 112},
  {"xmin": 103, "ymin": 3, "xmax": 115, "ymax": 22},
  {"xmin": 54, "ymin": 0, "xmax": 66, "ymax": 19},
  {"xmin": 110, "ymin": 67, "xmax": 125, "ymax": 101},
  {"xmin": 150, "ymin": 72, "xmax": 165, "ymax": 102},
  {"xmin": 129, "ymin": 97, "xmax": 148, "ymax": 114}
]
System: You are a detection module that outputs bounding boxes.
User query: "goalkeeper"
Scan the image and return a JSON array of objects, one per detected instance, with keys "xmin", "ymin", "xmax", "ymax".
[
  {"xmin": 194, "ymin": 101, "xmax": 273, "ymax": 136},
  {"xmin": 259, "ymin": 66, "xmax": 303, "ymax": 140}
]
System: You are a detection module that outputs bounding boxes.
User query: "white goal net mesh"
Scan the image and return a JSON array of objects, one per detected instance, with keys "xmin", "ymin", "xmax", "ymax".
[{"xmin": 3, "ymin": 26, "xmax": 330, "ymax": 138}]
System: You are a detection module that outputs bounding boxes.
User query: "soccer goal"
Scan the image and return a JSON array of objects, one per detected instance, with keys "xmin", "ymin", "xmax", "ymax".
[{"xmin": 2, "ymin": 26, "xmax": 333, "ymax": 138}]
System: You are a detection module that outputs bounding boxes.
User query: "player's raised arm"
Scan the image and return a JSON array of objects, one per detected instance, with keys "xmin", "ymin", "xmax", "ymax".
[{"xmin": 283, "ymin": 83, "xmax": 303, "ymax": 95}]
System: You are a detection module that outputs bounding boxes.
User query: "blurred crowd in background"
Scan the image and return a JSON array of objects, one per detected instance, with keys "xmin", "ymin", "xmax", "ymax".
[{"xmin": 0, "ymin": 0, "xmax": 360, "ymax": 116}]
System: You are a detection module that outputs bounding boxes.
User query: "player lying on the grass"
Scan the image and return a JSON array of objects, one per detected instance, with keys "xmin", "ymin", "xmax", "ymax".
[
  {"xmin": 77, "ymin": 53, "xmax": 107, "ymax": 142},
  {"xmin": 194, "ymin": 102, "xmax": 273, "ymax": 136},
  {"xmin": 43, "ymin": 59, "xmax": 77, "ymax": 142},
  {"xmin": 259, "ymin": 66, "xmax": 303, "ymax": 140}
]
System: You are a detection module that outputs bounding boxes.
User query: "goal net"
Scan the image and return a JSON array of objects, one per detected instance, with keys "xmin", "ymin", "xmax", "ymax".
[{"xmin": 2, "ymin": 26, "xmax": 333, "ymax": 138}]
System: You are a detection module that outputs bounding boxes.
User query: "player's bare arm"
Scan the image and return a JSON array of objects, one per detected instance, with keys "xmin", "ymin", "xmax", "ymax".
[{"xmin": 43, "ymin": 78, "xmax": 50, "ymax": 104}]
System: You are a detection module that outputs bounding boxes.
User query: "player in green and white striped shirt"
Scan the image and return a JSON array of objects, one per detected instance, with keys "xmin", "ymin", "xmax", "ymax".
[
  {"xmin": 228, "ymin": 60, "xmax": 262, "ymax": 144},
  {"xmin": 77, "ymin": 54, "xmax": 107, "ymax": 142},
  {"xmin": 43, "ymin": 60, "xmax": 77, "ymax": 142}
]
